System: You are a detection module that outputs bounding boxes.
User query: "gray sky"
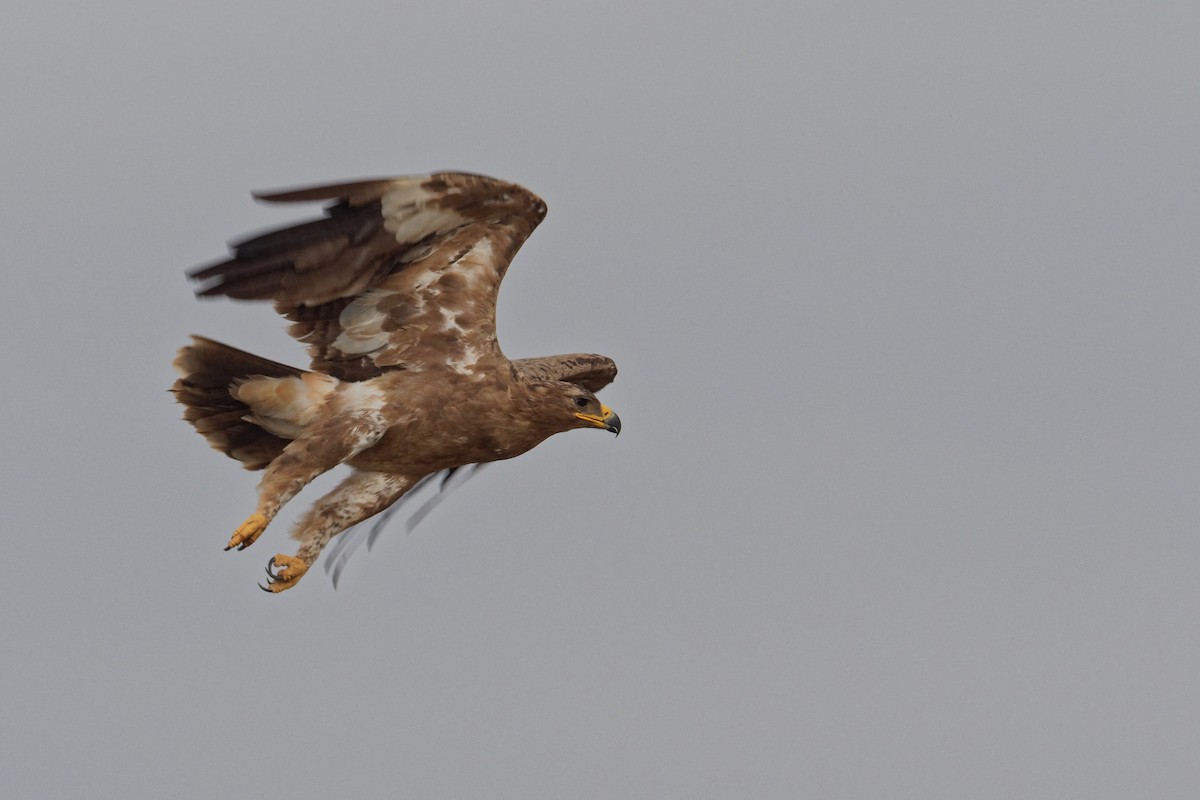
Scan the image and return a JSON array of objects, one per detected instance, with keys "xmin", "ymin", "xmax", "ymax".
[{"xmin": 3, "ymin": 1, "xmax": 1199, "ymax": 797}]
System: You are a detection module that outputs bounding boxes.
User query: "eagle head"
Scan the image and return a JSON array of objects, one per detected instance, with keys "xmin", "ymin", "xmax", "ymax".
[{"xmin": 526, "ymin": 381, "xmax": 621, "ymax": 436}]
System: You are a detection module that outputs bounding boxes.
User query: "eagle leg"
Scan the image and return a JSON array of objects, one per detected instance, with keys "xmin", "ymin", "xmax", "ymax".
[
  {"xmin": 226, "ymin": 409, "xmax": 389, "ymax": 558},
  {"xmin": 260, "ymin": 554, "xmax": 309, "ymax": 593},
  {"xmin": 258, "ymin": 469, "xmax": 415, "ymax": 593},
  {"xmin": 225, "ymin": 512, "xmax": 269, "ymax": 551}
]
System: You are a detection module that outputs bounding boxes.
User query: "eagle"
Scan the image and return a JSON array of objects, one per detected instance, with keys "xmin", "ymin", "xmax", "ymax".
[{"xmin": 171, "ymin": 173, "xmax": 620, "ymax": 593}]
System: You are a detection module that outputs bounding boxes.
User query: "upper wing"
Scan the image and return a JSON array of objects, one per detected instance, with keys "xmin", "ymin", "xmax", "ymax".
[
  {"xmin": 190, "ymin": 172, "xmax": 547, "ymax": 380},
  {"xmin": 512, "ymin": 354, "xmax": 617, "ymax": 393}
]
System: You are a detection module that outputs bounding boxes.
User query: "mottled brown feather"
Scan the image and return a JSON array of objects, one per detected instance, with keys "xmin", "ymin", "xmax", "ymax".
[{"xmin": 189, "ymin": 172, "xmax": 547, "ymax": 381}]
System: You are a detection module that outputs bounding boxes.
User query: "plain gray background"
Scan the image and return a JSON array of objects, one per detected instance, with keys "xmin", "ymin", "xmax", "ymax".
[{"xmin": 3, "ymin": 1, "xmax": 1198, "ymax": 797}]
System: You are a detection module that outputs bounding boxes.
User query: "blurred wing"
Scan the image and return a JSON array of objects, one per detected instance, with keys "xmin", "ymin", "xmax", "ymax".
[
  {"xmin": 190, "ymin": 173, "xmax": 547, "ymax": 380},
  {"xmin": 512, "ymin": 354, "xmax": 617, "ymax": 393},
  {"xmin": 323, "ymin": 463, "xmax": 488, "ymax": 588}
]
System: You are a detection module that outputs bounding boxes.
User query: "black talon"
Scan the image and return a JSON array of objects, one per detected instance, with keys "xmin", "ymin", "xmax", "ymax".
[
  {"xmin": 224, "ymin": 544, "xmax": 233, "ymax": 552},
  {"xmin": 264, "ymin": 566, "xmax": 277, "ymax": 582},
  {"xmin": 258, "ymin": 582, "xmax": 273, "ymax": 593}
]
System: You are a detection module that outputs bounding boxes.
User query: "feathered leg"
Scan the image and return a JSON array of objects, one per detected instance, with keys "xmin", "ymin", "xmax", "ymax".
[
  {"xmin": 226, "ymin": 410, "xmax": 388, "ymax": 551},
  {"xmin": 261, "ymin": 469, "xmax": 416, "ymax": 593}
]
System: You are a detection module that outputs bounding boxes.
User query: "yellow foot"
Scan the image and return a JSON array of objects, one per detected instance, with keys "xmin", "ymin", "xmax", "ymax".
[
  {"xmin": 260, "ymin": 554, "xmax": 310, "ymax": 593},
  {"xmin": 226, "ymin": 512, "xmax": 268, "ymax": 551}
]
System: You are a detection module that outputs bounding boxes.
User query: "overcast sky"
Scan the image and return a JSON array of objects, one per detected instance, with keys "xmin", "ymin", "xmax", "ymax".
[{"xmin": 3, "ymin": 2, "xmax": 1200, "ymax": 798}]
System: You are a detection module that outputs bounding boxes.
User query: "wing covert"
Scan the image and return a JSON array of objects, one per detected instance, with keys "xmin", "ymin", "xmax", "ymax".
[
  {"xmin": 512, "ymin": 354, "xmax": 617, "ymax": 393},
  {"xmin": 189, "ymin": 172, "xmax": 547, "ymax": 380}
]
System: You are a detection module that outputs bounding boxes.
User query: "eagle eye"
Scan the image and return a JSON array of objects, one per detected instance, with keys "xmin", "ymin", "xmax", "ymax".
[{"xmin": 573, "ymin": 396, "xmax": 590, "ymax": 409}]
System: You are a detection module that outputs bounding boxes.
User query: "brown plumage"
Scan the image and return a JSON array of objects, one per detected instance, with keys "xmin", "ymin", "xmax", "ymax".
[{"xmin": 172, "ymin": 172, "xmax": 619, "ymax": 592}]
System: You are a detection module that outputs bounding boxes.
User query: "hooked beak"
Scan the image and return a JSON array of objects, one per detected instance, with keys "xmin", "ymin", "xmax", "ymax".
[{"xmin": 575, "ymin": 404, "xmax": 621, "ymax": 436}]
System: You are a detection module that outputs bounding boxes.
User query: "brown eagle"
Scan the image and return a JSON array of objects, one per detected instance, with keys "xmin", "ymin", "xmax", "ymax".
[{"xmin": 172, "ymin": 173, "xmax": 620, "ymax": 593}]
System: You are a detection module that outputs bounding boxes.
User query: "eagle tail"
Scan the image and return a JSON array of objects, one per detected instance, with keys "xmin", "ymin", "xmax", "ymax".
[{"xmin": 171, "ymin": 336, "xmax": 305, "ymax": 470}]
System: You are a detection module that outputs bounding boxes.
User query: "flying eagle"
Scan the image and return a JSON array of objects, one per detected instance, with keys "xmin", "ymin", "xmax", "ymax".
[{"xmin": 172, "ymin": 173, "xmax": 620, "ymax": 592}]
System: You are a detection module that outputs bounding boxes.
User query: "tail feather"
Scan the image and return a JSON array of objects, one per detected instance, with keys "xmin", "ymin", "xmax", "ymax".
[{"xmin": 172, "ymin": 336, "xmax": 305, "ymax": 470}]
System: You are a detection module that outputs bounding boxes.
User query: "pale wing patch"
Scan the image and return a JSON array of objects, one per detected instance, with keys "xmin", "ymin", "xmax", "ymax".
[
  {"xmin": 455, "ymin": 237, "xmax": 494, "ymax": 289},
  {"xmin": 333, "ymin": 289, "xmax": 395, "ymax": 355},
  {"xmin": 446, "ymin": 345, "xmax": 483, "ymax": 375},
  {"xmin": 408, "ymin": 262, "xmax": 443, "ymax": 293},
  {"xmin": 439, "ymin": 308, "xmax": 464, "ymax": 333},
  {"xmin": 380, "ymin": 185, "xmax": 469, "ymax": 244},
  {"xmin": 324, "ymin": 234, "xmax": 503, "ymax": 373}
]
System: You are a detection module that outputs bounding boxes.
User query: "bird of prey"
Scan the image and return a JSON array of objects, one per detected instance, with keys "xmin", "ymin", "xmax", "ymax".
[{"xmin": 172, "ymin": 173, "xmax": 620, "ymax": 593}]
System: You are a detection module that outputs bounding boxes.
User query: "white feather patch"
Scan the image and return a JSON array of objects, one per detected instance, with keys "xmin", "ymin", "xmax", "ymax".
[
  {"xmin": 381, "ymin": 201, "xmax": 467, "ymax": 245},
  {"xmin": 334, "ymin": 290, "xmax": 391, "ymax": 355},
  {"xmin": 447, "ymin": 343, "xmax": 483, "ymax": 375},
  {"xmin": 439, "ymin": 307, "xmax": 463, "ymax": 333},
  {"xmin": 456, "ymin": 238, "xmax": 494, "ymax": 286}
]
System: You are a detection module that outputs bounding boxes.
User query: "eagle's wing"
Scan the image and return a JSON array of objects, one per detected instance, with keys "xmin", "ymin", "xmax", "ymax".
[
  {"xmin": 190, "ymin": 172, "xmax": 547, "ymax": 380},
  {"xmin": 512, "ymin": 354, "xmax": 618, "ymax": 393}
]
